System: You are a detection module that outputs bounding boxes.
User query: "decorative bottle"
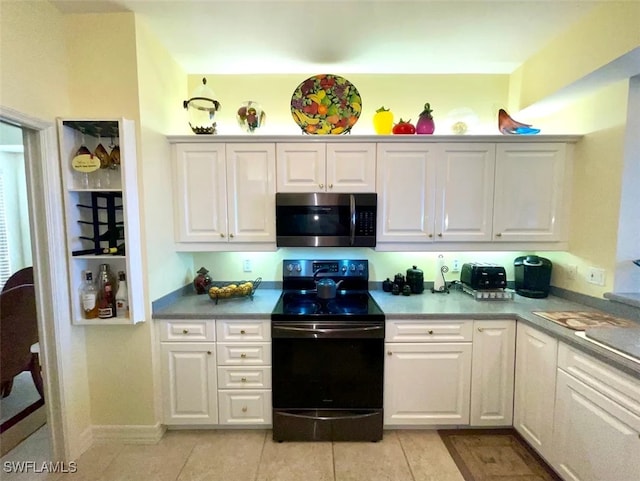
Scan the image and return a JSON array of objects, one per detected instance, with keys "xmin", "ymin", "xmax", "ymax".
[
  {"xmin": 80, "ymin": 270, "xmax": 99, "ymax": 319},
  {"xmin": 115, "ymin": 271, "xmax": 129, "ymax": 318},
  {"xmin": 97, "ymin": 263, "xmax": 116, "ymax": 319}
]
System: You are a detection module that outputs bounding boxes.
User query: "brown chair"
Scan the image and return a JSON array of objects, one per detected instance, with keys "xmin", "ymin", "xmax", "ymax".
[
  {"xmin": 2, "ymin": 266, "xmax": 34, "ymax": 293},
  {"xmin": 0, "ymin": 284, "xmax": 43, "ymax": 399}
]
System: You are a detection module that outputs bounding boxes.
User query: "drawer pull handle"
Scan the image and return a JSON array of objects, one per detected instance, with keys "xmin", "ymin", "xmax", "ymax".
[
  {"xmin": 477, "ymin": 327, "xmax": 484, "ymax": 332},
  {"xmin": 428, "ymin": 330, "xmax": 434, "ymax": 335},
  {"xmin": 387, "ymin": 351, "xmax": 393, "ymax": 356},
  {"xmin": 319, "ymin": 183, "xmax": 324, "ymax": 189},
  {"xmin": 182, "ymin": 329, "xmax": 189, "ymax": 334},
  {"xmin": 220, "ymin": 233, "xmax": 225, "ymax": 238},
  {"xmin": 229, "ymin": 233, "xmax": 234, "ymax": 238},
  {"xmin": 241, "ymin": 377, "xmax": 247, "ymax": 382},
  {"xmin": 242, "ymin": 406, "xmax": 248, "ymax": 413},
  {"xmin": 207, "ymin": 351, "xmax": 212, "ymax": 355},
  {"xmin": 328, "ymin": 183, "xmax": 333, "ymax": 189},
  {"xmin": 240, "ymin": 353, "xmax": 247, "ymax": 358},
  {"xmin": 495, "ymin": 232, "xmax": 502, "ymax": 237},
  {"xmin": 240, "ymin": 330, "xmax": 246, "ymax": 334}
]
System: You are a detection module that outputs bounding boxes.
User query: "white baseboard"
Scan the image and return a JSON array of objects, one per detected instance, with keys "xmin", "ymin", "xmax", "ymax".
[
  {"xmin": 68, "ymin": 425, "xmax": 94, "ymax": 461},
  {"xmin": 92, "ymin": 423, "xmax": 166, "ymax": 444}
]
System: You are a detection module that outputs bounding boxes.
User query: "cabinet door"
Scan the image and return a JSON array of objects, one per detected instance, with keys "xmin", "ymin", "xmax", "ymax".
[
  {"xmin": 326, "ymin": 143, "xmax": 376, "ymax": 192},
  {"xmin": 226, "ymin": 143, "xmax": 276, "ymax": 243},
  {"xmin": 470, "ymin": 320, "xmax": 515, "ymax": 426},
  {"xmin": 514, "ymin": 323, "xmax": 558, "ymax": 459},
  {"xmin": 553, "ymin": 369, "xmax": 640, "ymax": 481},
  {"xmin": 161, "ymin": 343, "xmax": 217, "ymax": 425},
  {"xmin": 435, "ymin": 143, "xmax": 495, "ymax": 242},
  {"xmin": 276, "ymin": 143, "xmax": 325, "ymax": 192},
  {"xmin": 384, "ymin": 342, "xmax": 471, "ymax": 425},
  {"xmin": 493, "ymin": 143, "xmax": 567, "ymax": 241},
  {"xmin": 173, "ymin": 143, "xmax": 227, "ymax": 242},
  {"xmin": 376, "ymin": 143, "xmax": 437, "ymax": 242}
]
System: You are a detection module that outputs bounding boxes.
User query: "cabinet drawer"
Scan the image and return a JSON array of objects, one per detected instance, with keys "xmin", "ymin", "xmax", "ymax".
[
  {"xmin": 217, "ymin": 366, "xmax": 272, "ymax": 389},
  {"xmin": 160, "ymin": 320, "xmax": 215, "ymax": 342},
  {"xmin": 216, "ymin": 319, "xmax": 271, "ymax": 342},
  {"xmin": 558, "ymin": 343, "xmax": 640, "ymax": 417},
  {"xmin": 386, "ymin": 320, "xmax": 473, "ymax": 342},
  {"xmin": 218, "ymin": 390, "xmax": 272, "ymax": 425},
  {"xmin": 216, "ymin": 342, "xmax": 271, "ymax": 365}
]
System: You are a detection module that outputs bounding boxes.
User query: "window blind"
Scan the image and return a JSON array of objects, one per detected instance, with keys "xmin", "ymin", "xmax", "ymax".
[{"xmin": 0, "ymin": 171, "xmax": 11, "ymax": 289}]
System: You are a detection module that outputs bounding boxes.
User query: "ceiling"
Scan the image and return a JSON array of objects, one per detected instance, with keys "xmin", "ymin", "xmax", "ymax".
[{"xmin": 50, "ymin": 0, "xmax": 607, "ymax": 75}]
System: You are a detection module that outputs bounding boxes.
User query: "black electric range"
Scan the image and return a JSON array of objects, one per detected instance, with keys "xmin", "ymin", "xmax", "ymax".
[{"xmin": 271, "ymin": 259, "xmax": 385, "ymax": 442}]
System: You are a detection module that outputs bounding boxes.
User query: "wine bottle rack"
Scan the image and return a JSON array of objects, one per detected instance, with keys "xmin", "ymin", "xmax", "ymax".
[{"xmin": 58, "ymin": 118, "xmax": 144, "ymax": 325}]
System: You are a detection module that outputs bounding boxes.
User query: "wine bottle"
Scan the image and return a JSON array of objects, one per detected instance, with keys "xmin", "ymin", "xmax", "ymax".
[
  {"xmin": 97, "ymin": 264, "xmax": 116, "ymax": 319},
  {"xmin": 115, "ymin": 271, "xmax": 129, "ymax": 318},
  {"xmin": 80, "ymin": 270, "xmax": 99, "ymax": 319}
]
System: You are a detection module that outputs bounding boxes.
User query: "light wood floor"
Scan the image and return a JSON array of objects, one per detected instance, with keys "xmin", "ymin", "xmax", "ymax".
[{"xmin": 2, "ymin": 427, "xmax": 465, "ymax": 481}]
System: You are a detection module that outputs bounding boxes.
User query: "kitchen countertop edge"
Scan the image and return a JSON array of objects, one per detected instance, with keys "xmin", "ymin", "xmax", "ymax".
[{"xmin": 153, "ymin": 288, "xmax": 640, "ymax": 378}]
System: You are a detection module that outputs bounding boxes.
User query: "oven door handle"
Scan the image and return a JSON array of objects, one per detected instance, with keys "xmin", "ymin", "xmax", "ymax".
[
  {"xmin": 349, "ymin": 194, "xmax": 356, "ymax": 246},
  {"xmin": 273, "ymin": 325, "xmax": 383, "ymax": 337}
]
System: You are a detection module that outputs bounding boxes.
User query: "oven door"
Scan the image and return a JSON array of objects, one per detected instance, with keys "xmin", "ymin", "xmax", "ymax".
[
  {"xmin": 271, "ymin": 321, "xmax": 384, "ymax": 441},
  {"xmin": 272, "ymin": 321, "xmax": 384, "ymax": 409}
]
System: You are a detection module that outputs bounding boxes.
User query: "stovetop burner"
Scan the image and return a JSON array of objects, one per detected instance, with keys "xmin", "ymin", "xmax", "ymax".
[
  {"xmin": 277, "ymin": 291, "xmax": 378, "ymax": 316},
  {"xmin": 271, "ymin": 259, "xmax": 385, "ymax": 321}
]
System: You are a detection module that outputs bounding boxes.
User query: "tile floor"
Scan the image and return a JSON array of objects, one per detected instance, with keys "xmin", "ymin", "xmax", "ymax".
[{"xmin": 2, "ymin": 426, "xmax": 465, "ymax": 481}]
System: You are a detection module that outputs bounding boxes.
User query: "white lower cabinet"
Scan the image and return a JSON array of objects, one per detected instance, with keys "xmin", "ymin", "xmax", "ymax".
[
  {"xmin": 384, "ymin": 320, "xmax": 473, "ymax": 426},
  {"xmin": 216, "ymin": 319, "xmax": 272, "ymax": 426},
  {"xmin": 161, "ymin": 342, "xmax": 218, "ymax": 425},
  {"xmin": 160, "ymin": 319, "xmax": 271, "ymax": 426},
  {"xmin": 470, "ymin": 320, "xmax": 515, "ymax": 426},
  {"xmin": 513, "ymin": 322, "xmax": 558, "ymax": 459},
  {"xmin": 552, "ymin": 344, "xmax": 640, "ymax": 481}
]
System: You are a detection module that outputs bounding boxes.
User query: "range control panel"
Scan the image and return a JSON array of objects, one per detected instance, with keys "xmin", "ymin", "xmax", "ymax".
[{"xmin": 283, "ymin": 260, "xmax": 369, "ymax": 279}]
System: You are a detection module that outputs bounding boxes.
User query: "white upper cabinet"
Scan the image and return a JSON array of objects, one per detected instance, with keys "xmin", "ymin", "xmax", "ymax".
[
  {"xmin": 435, "ymin": 143, "xmax": 496, "ymax": 242},
  {"xmin": 277, "ymin": 142, "xmax": 375, "ymax": 192},
  {"xmin": 376, "ymin": 143, "xmax": 437, "ymax": 242},
  {"xmin": 493, "ymin": 143, "xmax": 568, "ymax": 242},
  {"xmin": 226, "ymin": 143, "xmax": 276, "ymax": 243},
  {"xmin": 173, "ymin": 143, "xmax": 227, "ymax": 243},
  {"xmin": 173, "ymin": 142, "xmax": 276, "ymax": 247}
]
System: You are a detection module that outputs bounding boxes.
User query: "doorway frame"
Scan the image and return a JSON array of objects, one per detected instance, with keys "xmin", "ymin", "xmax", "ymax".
[{"xmin": 1, "ymin": 106, "xmax": 70, "ymax": 461}]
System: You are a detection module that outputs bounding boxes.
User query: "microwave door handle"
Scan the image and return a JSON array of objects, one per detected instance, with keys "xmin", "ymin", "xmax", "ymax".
[{"xmin": 349, "ymin": 194, "xmax": 356, "ymax": 245}]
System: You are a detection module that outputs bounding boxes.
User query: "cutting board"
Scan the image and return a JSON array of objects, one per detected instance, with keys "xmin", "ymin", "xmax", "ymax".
[
  {"xmin": 584, "ymin": 327, "xmax": 640, "ymax": 360},
  {"xmin": 532, "ymin": 311, "xmax": 637, "ymax": 330}
]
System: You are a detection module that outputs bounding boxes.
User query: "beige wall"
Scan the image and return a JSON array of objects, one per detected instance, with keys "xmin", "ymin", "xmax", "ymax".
[
  {"xmin": 511, "ymin": 2, "xmax": 640, "ymax": 109},
  {"xmin": 0, "ymin": 0, "xmax": 91, "ymax": 459},
  {"xmin": 532, "ymin": 81, "xmax": 628, "ymax": 297}
]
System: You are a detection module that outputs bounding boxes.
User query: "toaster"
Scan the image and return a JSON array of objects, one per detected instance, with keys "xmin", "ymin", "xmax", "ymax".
[{"xmin": 460, "ymin": 263, "xmax": 507, "ymax": 290}]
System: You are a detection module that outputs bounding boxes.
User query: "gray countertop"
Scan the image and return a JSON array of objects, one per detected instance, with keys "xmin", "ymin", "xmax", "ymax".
[{"xmin": 153, "ymin": 287, "xmax": 640, "ymax": 378}]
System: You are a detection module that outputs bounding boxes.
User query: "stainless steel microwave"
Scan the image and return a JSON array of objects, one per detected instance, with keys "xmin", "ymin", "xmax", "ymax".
[{"xmin": 275, "ymin": 193, "xmax": 377, "ymax": 247}]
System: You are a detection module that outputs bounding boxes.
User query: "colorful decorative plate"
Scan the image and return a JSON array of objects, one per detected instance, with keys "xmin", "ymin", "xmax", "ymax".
[{"xmin": 290, "ymin": 74, "xmax": 362, "ymax": 135}]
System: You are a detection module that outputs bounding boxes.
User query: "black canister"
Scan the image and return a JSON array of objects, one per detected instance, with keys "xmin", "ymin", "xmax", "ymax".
[
  {"xmin": 382, "ymin": 278, "xmax": 394, "ymax": 292},
  {"xmin": 406, "ymin": 265, "xmax": 424, "ymax": 294},
  {"xmin": 393, "ymin": 273, "xmax": 405, "ymax": 289}
]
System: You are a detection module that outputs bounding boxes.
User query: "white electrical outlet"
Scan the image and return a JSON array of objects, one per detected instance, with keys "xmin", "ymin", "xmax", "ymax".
[
  {"xmin": 587, "ymin": 266, "xmax": 605, "ymax": 286},
  {"xmin": 243, "ymin": 259, "xmax": 252, "ymax": 272},
  {"xmin": 452, "ymin": 259, "xmax": 460, "ymax": 272},
  {"xmin": 567, "ymin": 265, "xmax": 578, "ymax": 281}
]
